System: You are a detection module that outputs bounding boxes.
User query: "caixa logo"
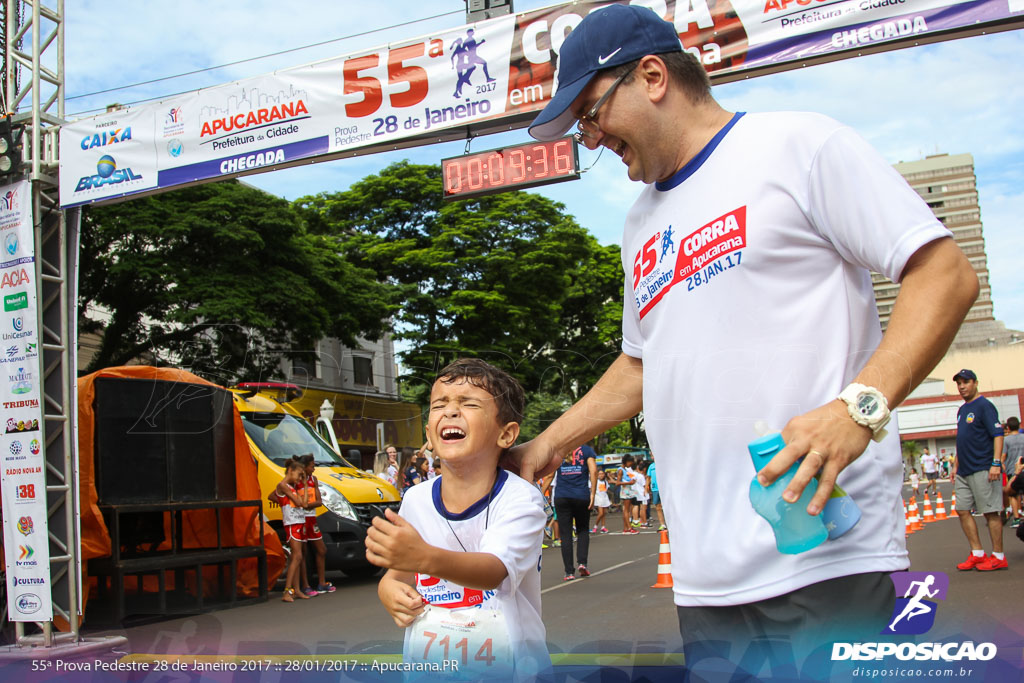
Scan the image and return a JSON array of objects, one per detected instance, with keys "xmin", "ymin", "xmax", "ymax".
[
  {"xmin": 74, "ymin": 155, "xmax": 143, "ymax": 192},
  {"xmin": 16, "ymin": 593, "xmax": 42, "ymax": 614}
]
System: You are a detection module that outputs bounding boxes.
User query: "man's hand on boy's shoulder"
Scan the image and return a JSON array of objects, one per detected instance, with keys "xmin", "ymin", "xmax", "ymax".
[
  {"xmin": 502, "ymin": 438, "xmax": 562, "ymax": 482},
  {"xmin": 377, "ymin": 572, "xmax": 426, "ymax": 628},
  {"xmin": 365, "ymin": 508, "xmax": 431, "ymax": 573}
]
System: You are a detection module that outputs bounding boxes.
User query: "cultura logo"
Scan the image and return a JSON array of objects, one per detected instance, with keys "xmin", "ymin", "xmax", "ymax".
[{"xmin": 74, "ymin": 155, "xmax": 143, "ymax": 192}]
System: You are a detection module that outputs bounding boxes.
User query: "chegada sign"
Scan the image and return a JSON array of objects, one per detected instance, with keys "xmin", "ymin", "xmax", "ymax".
[{"xmin": 58, "ymin": 0, "xmax": 1023, "ymax": 208}]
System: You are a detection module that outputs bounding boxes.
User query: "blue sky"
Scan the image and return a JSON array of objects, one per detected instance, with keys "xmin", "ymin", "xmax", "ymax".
[{"xmin": 64, "ymin": 1, "xmax": 1024, "ymax": 329}]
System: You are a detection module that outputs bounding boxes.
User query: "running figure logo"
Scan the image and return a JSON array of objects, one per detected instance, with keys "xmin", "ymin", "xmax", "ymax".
[
  {"xmin": 450, "ymin": 29, "xmax": 495, "ymax": 98},
  {"xmin": 883, "ymin": 571, "xmax": 949, "ymax": 635},
  {"xmin": 661, "ymin": 225, "xmax": 676, "ymax": 260}
]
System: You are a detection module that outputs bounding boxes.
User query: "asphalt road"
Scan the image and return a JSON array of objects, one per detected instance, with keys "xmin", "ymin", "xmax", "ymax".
[{"xmin": 80, "ymin": 478, "xmax": 1023, "ymax": 660}]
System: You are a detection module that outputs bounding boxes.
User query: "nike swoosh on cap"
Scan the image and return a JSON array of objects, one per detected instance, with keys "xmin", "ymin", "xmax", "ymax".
[{"xmin": 597, "ymin": 47, "xmax": 621, "ymax": 65}]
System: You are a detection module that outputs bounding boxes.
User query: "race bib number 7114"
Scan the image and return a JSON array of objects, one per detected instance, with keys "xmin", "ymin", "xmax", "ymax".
[{"xmin": 407, "ymin": 605, "xmax": 513, "ymax": 679}]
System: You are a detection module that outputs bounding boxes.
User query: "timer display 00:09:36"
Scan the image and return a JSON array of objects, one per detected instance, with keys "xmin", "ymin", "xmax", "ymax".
[{"xmin": 442, "ymin": 137, "xmax": 579, "ymax": 200}]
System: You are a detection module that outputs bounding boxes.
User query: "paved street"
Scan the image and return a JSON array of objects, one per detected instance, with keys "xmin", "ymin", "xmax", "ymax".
[{"xmin": 81, "ymin": 478, "xmax": 1023, "ymax": 659}]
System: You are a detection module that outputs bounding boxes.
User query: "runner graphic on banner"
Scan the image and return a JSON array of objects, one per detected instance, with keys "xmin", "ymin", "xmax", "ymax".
[{"xmin": 0, "ymin": 180, "xmax": 52, "ymax": 621}]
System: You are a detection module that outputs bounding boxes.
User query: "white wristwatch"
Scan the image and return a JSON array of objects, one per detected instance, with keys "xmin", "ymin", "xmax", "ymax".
[{"xmin": 838, "ymin": 383, "xmax": 891, "ymax": 443}]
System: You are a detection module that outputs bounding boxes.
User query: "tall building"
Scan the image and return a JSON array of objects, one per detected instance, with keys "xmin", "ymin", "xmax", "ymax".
[{"xmin": 874, "ymin": 153, "xmax": 997, "ymax": 342}]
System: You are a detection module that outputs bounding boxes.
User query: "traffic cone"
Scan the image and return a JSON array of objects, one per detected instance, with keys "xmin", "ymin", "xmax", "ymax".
[
  {"xmin": 934, "ymin": 493, "xmax": 948, "ymax": 521},
  {"xmin": 908, "ymin": 497, "xmax": 923, "ymax": 531},
  {"xmin": 950, "ymin": 491, "xmax": 957, "ymax": 514},
  {"xmin": 651, "ymin": 529, "xmax": 673, "ymax": 588},
  {"xmin": 904, "ymin": 502, "xmax": 915, "ymax": 536},
  {"xmin": 921, "ymin": 494, "xmax": 936, "ymax": 523}
]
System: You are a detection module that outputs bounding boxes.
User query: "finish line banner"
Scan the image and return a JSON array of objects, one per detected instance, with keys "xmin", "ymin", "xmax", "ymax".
[
  {"xmin": 58, "ymin": 0, "xmax": 1022, "ymax": 208},
  {"xmin": 0, "ymin": 180, "xmax": 52, "ymax": 622}
]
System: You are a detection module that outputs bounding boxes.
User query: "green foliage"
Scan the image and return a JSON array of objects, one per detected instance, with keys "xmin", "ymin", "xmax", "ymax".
[
  {"xmin": 79, "ymin": 181, "xmax": 395, "ymax": 382},
  {"xmin": 295, "ymin": 161, "xmax": 625, "ymax": 406},
  {"xmin": 902, "ymin": 439, "xmax": 922, "ymax": 473}
]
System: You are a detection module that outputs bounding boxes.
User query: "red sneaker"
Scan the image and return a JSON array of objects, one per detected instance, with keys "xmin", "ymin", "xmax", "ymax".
[
  {"xmin": 956, "ymin": 553, "xmax": 989, "ymax": 571},
  {"xmin": 976, "ymin": 555, "xmax": 1008, "ymax": 571}
]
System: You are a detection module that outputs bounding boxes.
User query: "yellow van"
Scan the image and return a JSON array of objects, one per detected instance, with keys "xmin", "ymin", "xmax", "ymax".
[{"xmin": 230, "ymin": 383, "xmax": 401, "ymax": 578}]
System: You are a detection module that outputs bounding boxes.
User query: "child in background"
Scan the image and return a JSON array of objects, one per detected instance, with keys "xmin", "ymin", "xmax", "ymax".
[
  {"xmin": 542, "ymin": 473, "xmax": 561, "ymax": 547},
  {"xmin": 368, "ymin": 359, "xmax": 549, "ymax": 680},
  {"xmin": 299, "ymin": 454, "xmax": 335, "ymax": 595},
  {"xmin": 909, "ymin": 468, "xmax": 921, "ymax": 498},
  {"xmin": 270, "ymin": 458, "xmax": 310, "ymax": 602},
  {"xmin": 591, "ymin": 468, "xmax": 610, "ymax": 533},
  {"xmin": 612, "ymin": 456, "xmax": 638, "ymax": 534},
  {"xmin": 634, "ymin": 462, "xmax": 649, "ymax": 528}
]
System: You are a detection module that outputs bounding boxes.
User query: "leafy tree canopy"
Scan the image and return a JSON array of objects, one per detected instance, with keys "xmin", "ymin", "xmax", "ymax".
[
  {"xmin": 295, "ymin": 161, "xmax": 624, "ymax": 408},
  {"xmin": 79, "ymin": 181, "xmax": 395, "ymax": 382}
]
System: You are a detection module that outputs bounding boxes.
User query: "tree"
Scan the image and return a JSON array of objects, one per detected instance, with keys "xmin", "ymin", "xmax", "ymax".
[
  {"xmin": 296, "ymin": 161, "xmax": 625, "ymax": 406},
  {"xmin": 902, "ymin": 440, "xmax": 922, "ymax": 476},
  {"xmin": 79, "ymin": 181, "xmax": 394, "ymax": 382}
]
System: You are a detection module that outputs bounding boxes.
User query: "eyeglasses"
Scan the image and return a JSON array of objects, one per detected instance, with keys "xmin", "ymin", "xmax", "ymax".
[{"xmin": 573, "ymin": 69, "xmax": 632, "ymax": 145}]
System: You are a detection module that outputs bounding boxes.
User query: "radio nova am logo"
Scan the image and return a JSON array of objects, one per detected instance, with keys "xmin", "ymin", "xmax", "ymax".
[{"xmin": 831, "ymin": 572, "xmax": 996, "ymax": 662}]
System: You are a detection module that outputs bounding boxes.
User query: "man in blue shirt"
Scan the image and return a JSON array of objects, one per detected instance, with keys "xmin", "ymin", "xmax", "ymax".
[{"xmin": 952, "ymin": 369, "xmax": 1007, "ymax": 571}]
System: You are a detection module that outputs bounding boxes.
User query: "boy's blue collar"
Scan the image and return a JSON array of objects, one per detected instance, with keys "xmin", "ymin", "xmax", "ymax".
[{"xmin": 432, "ymin": 467, "xmax": 507, "ymax": 520}]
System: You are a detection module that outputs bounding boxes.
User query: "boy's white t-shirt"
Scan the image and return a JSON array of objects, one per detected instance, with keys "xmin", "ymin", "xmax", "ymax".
[
  {"xmin": 398, "ymin": 469, "xmax": 549, "ymax": 677},
  {"xmin": 633, "ymin": 472, "xmax": 648, "ymax": 502},
  {"xmin": 620, "ymin": 111, "xmax": 950, "ymax": 606}
]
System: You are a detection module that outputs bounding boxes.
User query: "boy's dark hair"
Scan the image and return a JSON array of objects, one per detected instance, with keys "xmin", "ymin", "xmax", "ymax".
[
  {"xmin": 436, "ymin": 358, "xmax": 525, "ymax": 426},
  {"xmin": 622, "ymin": 454, "xmax": 636, "ymax": 466},
  {"xmin": 1007, "ymin": 416, "xmax": 1020, "ymax": 432}
]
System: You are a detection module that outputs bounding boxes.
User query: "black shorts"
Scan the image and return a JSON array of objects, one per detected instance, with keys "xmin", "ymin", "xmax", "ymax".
[
  {"xmin": 924, "ymin": 471, "xmax": 939, "ymax": 481},
  {"xmin": 677, "ymin": 571, "xmax": 895, "ymax": 673}
]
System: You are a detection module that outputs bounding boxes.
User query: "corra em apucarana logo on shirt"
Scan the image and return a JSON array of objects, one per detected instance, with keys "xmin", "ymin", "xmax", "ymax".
[
  {"xmin": 417, "ymin": 573, "xmax": 496, "ymax": 608},
  {"xmin": 632, "ymin": 206, "xmax": 746, "ymax": 319}
]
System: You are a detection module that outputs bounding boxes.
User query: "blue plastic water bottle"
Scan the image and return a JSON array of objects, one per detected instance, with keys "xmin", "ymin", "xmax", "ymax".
[
  {"xmin": 748, "ymin": 433, "xmax": 828, "ymax": 554},
  {"xmin": 822, "ymin": 483, "xmax": 862, "ymax": 540}
]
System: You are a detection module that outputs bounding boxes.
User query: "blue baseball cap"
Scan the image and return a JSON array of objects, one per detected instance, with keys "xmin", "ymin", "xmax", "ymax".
[
  {"xmin": 953, "ymin": 369, "xmax": 977, "ymax": 381},
  {"xmin": 528, "ymin": 4, "xmax": 682, "ymax": 141}
]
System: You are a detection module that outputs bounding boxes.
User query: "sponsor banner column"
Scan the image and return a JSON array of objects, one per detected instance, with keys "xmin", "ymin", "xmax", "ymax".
[{"xmin": 0, "ymin": 180, "xmax": 51, "ymax": 621}]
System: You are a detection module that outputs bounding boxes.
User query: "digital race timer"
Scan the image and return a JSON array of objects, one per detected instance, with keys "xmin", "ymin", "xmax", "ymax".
[{"xmin": 441, "ymin": 136, "xmax": 580, "ymax": 200}]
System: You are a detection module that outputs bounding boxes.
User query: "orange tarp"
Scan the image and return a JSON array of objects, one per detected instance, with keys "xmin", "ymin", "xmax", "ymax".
[{"xmin": 73, "ymin": 366, "xmax": 285, "ymax": 625}]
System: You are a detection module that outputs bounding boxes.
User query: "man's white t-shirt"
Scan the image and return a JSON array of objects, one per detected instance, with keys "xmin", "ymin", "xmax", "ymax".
[
  {"xmin": 920, "ymin": 452, "xmax": 938, "ymax": 474},
  {"xmin": 398, "ymin": 469, "xmax": 549, "ymax": 678},
  {"xmin": 620, "ymin": 111, "xmax": 950, "ymax": 606}
]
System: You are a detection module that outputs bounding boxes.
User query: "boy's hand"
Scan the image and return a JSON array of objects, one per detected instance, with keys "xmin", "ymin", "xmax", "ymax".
[
  {"xmin": 378, "ymin": 574, "xmax": 426, "ymax": 628},
  {"xmin": 365, "ymin": 508, "xmax": 431, "ymax": 572}
]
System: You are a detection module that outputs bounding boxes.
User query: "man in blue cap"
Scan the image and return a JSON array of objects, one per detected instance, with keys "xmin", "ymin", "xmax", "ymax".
[
  {"xmin": 514, "ymin": 2, "xmax": 980, "ymax": 664},
  {"xmin": 952, "ymin": 368, "xmax": 1008, "ymax": 571}
]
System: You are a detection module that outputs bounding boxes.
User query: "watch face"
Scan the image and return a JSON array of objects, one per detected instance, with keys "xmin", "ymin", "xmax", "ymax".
[{"xmin": 856, "ymin": 393, "xmax": 879, "ymax": 417}]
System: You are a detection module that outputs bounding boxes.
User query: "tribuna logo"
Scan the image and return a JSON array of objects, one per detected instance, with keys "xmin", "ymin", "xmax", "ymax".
[{"xmin": 200, "ymin": 100, "xmax": 308, "ymax": 137}]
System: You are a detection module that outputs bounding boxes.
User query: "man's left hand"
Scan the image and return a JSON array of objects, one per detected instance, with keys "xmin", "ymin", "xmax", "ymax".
[{"xmin": 756, "ymin": 399, "xmax": 872, "ymax": 515}]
